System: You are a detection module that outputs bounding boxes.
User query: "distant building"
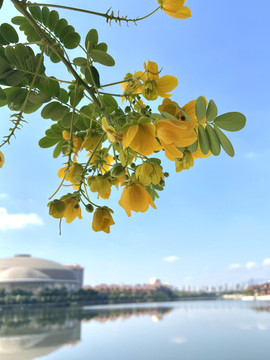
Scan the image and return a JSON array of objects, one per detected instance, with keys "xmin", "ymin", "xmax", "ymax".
[{"xmin": 0, "ymin": 254, "xmax": 84, "ymax": 293}]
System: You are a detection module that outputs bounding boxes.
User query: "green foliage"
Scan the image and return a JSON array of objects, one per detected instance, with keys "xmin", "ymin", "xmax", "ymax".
[
  {"xmin": 0, "ymin": 23, "xmax": 19, "ymax": 44},
  {"xmin": 88, "ymin": 49, "xmax": 115, "ymax": 66},
  {"xmin": 85, "ymin": 29, "xmax": 98, "ymax": 50},
  {"xmin": 214, "ymin": 112, "xmax": 246, "ymax": 131},
  {"xmin": 214, "ymin": 125, "xmax": 235, "ymax": 157},
  {"xmin": 206, "ymin": 99, "xmax": 218, "ymax": 122},
  {"xmin": 198, "ymin": 124, "xmax": 209, "ymax": 154},
  {"xmin": 205, "ymin": 124, "xmax": 221, "ymax": 156},
  {"xmin": 195, "ymin": 96, "xmax": 206, "ymax": 121}
]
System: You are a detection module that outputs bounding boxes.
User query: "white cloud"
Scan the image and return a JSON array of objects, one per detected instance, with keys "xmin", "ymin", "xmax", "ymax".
[
  {"xmin": 0, "ymin": 207, "xmax": 43, "ymax": 231},
  {"xmin": 246, "ymin": 261, "xmax": 256, "ymax": 269},
  {"xmin": 0, "ymin": 193, "xmax": 8, "ymax": 199},
  {"xmin": 171, "ymin": 337, "xmax": 187, "ymax": 344},
  {"xmin": 263, "ymin": 258, "xmax": 270, "ymax": 266},
  {"xmin": 228, "ymin": 263, "xmax": 242, "ymax": 269},
  {"xmin": 246, "ymin": 152, "xmax": 257, "ymax": 159},
  {"xmin": 163, "ymin": 256, "xmax": 179, "ymax": 263}
]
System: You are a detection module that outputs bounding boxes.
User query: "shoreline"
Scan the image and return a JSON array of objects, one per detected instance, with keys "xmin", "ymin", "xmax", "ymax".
[{"xmin": 222, "ymin": 294, "xmax": 270, "ymax": 301}]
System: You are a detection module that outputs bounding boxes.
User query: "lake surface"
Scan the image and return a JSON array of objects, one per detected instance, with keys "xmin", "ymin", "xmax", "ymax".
[{"xmin": 1, "ymin": 300, "xmax": 270, "ymax": 359}]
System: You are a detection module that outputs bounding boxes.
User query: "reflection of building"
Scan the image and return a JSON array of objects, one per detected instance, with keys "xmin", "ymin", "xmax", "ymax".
[
  {"xmin": 0, "ymin": 317, "xmax": 81, "ymax": 360},
  {"xmin": 0, "ymin": 255, "xmax": 84, "ymax": 293}
]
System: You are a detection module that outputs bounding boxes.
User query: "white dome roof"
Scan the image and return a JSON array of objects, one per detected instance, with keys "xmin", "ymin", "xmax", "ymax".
[{"xmin": 0, "ymin": 255, "xmax": 77, "ymax": 282}]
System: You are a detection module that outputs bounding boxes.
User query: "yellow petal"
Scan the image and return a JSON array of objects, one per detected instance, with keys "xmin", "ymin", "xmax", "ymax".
[
  {"xmin": 123, "ymin": 125, "xmax": 139, "ymax": 149},
  {"xmin": 157, "ymin": 75, "xmax": 178, "ymax": 97}
]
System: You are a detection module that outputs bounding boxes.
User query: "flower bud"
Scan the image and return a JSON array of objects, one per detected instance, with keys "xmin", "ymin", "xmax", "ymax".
[
  {"xmin": 110, "ymin": 163, "xmax": 126, "ymax": 177},
  {"xmin": 85, "ymin": 204, "xmax": 94, "ymax": 213},
  {"xmin": 48, "ymin": 199, "xmax": 66, "ymax": 219}
]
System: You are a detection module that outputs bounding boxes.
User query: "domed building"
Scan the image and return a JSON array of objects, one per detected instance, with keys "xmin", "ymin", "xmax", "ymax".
[{"xmin": 0, "ymin": 255, "xmax": 84, "ymax": 293}]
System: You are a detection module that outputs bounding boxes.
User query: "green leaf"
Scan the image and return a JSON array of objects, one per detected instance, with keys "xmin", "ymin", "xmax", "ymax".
[
  {"xmin": 0, "ymin": 23, "xmax": 19, "ymax": 44},
  {"xmin": 59, "ymin": 25, "xmax": 75, "ymax": 43},
  {"xmin": 19, "ymin": 21, "xmax": 40, "ymax": 42},
  {"xmin": 39, "ymin": 77, "xmax": 60, "ymax": 97},
  {"xmin": 85, "ymin": 29, "xmax": 98, "ymax": 50},
  {"xmin": 95, "ymin": 42, "xmax": 108, "ymax": 52},
  {"xmin": 0, "ymin": 86, "xmax": 6, "ymax": 100},
  {"xmin": 63, "ymin": 31, "xmax": 81, "ymax": 49},
  {"xmin": 214, "ymin": 112, "xmax": 246, "ymax": 132},
  {"xmin": 195, "ymin": 96, "xmax": 207, "ymax": 122},
  {"xmin": 54, "ymin": 18, "xmax": 68, "ymax": 38},
  {"xmin": 41, "ymin": 6, "xmax": 50, "ymax": 27},
  {"xmin": 51, "ymin": 123, "xmax": 63, "ymax": 134},
  {"xmin": 39, "ymin": 136, "xmax": 59, "ymax": 148},
  {"xmin": 198, "ymin": 124, "xmax": 210, "ymax": 154},
  {"xmin": 187, "ymin": 140, "xmax": 198, "ymax": 153},
  {"xmin": 6, "ymin": 70, "xmax": 25, "ymax": 86},
  {"xmin": 29, "ymin": 91, "xmax": 51, "ymax": 104},
  {"xmin": 146, "ymin": 186, "xmax": 160, "ymax": 201},
  {"xmin": 61, "ymin": 112, "xmax": 79, "ymax": 128},
  {"xmin": 206, "ymin": 99, "xmax": 218, "ymax": 123},
  {"xmin": 29, "ymin": 6, "xmax": 42, "ymax": 22},
  {"xmin": 53, "ymin": 141, "xmax": 63, "ymax": 158},
  {"xmin": 0, "ymin": 0, "xmax": 4, "ymax": 10},
  {"xmin": 214, "ymin": 125, "xmax": 235, "ymax": 157},
  {"xmin": 205, "ymin": 125, "xmax": 221, "ymax": 156},
  {"xmin": 41, "ymin": 102, "xmax": 69, "ymax": 120},
  {"xmin": 160, "ymin": 111, "xmax": 177, "ymax": 120},
  {"xmin": 45, "ymin": 128, "xmax": 61, "ymax": 138},
  {"xmin": 57, "ymin": 88, "xmax": 69, "ymax": 103},
  {"xmin": 88, "ymin": 49, "xmax": 115, "ymax": 66},
  {"xmin": 11, "ymin": 16, "xmax": 26, "ymax": 25},
  {"xmin": 85, "ymin": 66, "xmax": 100, "ymax": 87},
  {"xmin": 48, "ymin": 10, "xmax": 59, "ymax": 31},
  {"xmin": 4, "ymin": 46, "xmax": 19, "ymax": 66},
  {"xmin": 0, "ymin": 32, "xmax": 9, "ymax": 45},
  {"xmin": 74, "ymin": 116, "xmax": 88, "ymax": 131},
  {"xmin": 102, "ymin": 94, "xmax": 118, "ymax": 111},
  {"xmin": 73, "ymin": 57, "xmax": 87, "ymax": 66},
  {"xmin": 69, "ymin": 86, "xmax": 84, "ymax": 107},
  {"xmin": 149, "ymin": 158, "xmax": 161, "ymax": 166},
  {"xmin": 24, "ymin": 102, "xmax": 42, "ymax": 114}
]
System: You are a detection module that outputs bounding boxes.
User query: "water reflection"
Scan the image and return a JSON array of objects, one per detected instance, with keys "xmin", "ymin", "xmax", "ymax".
[{"xmin": 0, "ymin": 305, "xmax": 173, "ymax": 360}]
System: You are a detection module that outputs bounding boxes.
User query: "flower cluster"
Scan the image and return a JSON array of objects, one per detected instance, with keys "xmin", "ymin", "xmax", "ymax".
[{"xmin": 46, "ymin": 59, "xmax": 237, "ymax": 234}]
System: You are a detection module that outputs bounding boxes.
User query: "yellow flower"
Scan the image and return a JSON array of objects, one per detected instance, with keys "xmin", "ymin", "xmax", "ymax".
[
  {"xmin": 121, "ymin": 73, "xmax": 142, "ymax": 102},
  {"xmin": 81, "ymin": 132, "xmax": 102, "ymax": 151},
  {"xmin": 89, "ymin": 175, "xmax": 112, "ymax": 199},
  {"xmin": 89, "ymin": 150, "xmax": 114, "ymax": 173},
  {"xmin": 62, "ymin": 199, "xmax": 82, "ymax": 223},
  {"xmin": 158, "ymin": 0, "xmax": 192, "ymax": 19},
  {"xmin": 48, "ymin": 199, "xmax": 66, "ymax": 219},
  {"xmin": 122, "ymin": 123, "xmax": 161, "ymax": 156},
  {"xmin": 58, "ymin": 163, "xmax": 83, "ymax": 189},
  {"xmin": 102, "ymin": 117, "xmax": 122, "ymax": 143},
  {"xmin": 0, "ymin": 151, "xmax": 4, "ymax": 168},
  {"xmin": 133, "ymin": 61, "xmax": 178, "ymax": 101},
  {"xmin": 135, "ymin": 162, "xmax": 164, "ymax": 186},
  {"xmin": 118, "ymin": 184, "xmax": 157, "ymax": 217},
  {"xmin": 156, "ymin": 118, "xmax": 197, "ymax": 160},
  {"xmin": 175, "ymin": 151, "xmax": 194, "ymax": 172},
  {"xmin": 92, "ymin": 207, "xmax": 115, "ymax": 234}
]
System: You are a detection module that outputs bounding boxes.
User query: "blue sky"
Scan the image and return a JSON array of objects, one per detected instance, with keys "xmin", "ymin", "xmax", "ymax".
[{"xmin": 1, "ymin": 0, "xmax": 270, "ymax": 288}]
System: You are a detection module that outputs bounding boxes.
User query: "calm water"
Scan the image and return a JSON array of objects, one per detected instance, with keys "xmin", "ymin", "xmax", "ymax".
[{"xmin": 1, "ymin": 300, "xmax": 270, "ymax": 360}]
